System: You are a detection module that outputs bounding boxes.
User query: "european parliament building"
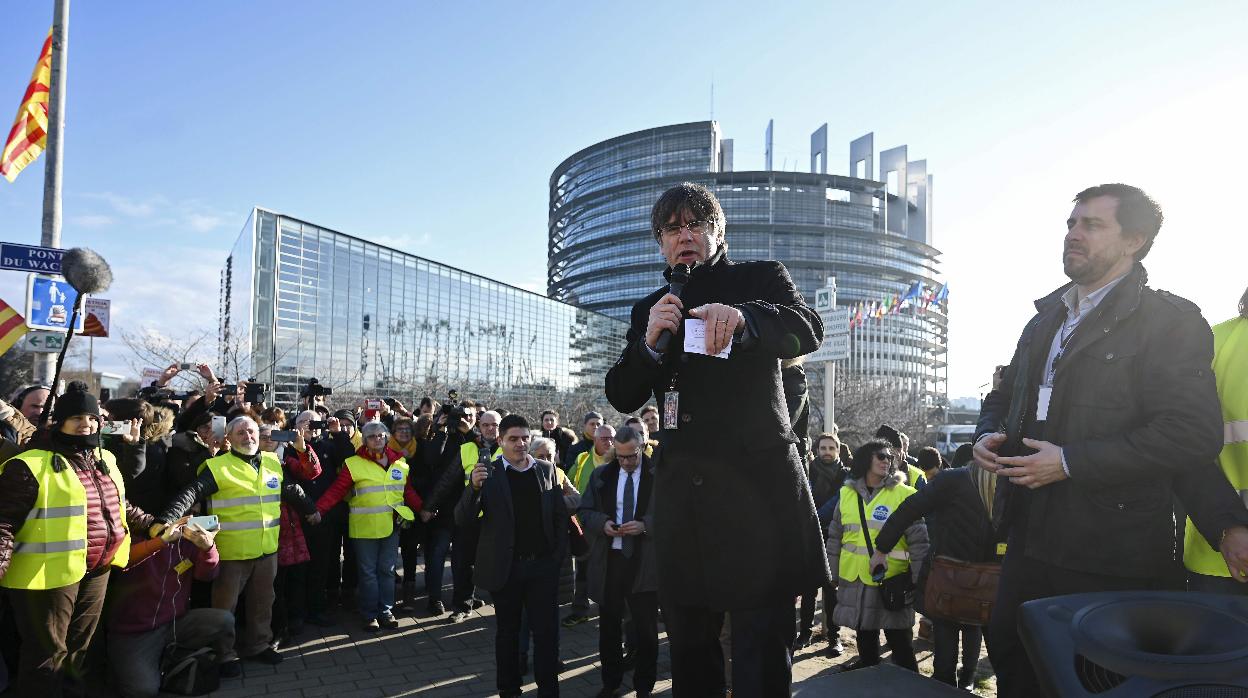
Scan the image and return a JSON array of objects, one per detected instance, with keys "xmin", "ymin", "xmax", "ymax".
[
  {"xmin": 219, "ymin": 208, "xmax": 628, "ymax": 413},
  {"xmin": 548, "ymin": 121, "xmax": 948, "ymax": 413}
]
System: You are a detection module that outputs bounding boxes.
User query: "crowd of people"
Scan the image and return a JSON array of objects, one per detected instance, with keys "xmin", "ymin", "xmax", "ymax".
[{"xmin": 0, "ymin": 181, "xmax": 1245, "ymax": 698}]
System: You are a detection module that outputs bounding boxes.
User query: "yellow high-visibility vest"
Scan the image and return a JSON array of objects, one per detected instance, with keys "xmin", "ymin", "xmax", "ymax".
[
  {"xmin": 344, "ymin": 455, "xmax": 413, "ymax": 539},
  {"xmin": 203, "ymin": 451, "xmax": 282, "ymax": 561},
  {"xmin": 837, "ymin": 481, "xmax": 916, "ymax": 586},
  {"xmin": 0, "ymin": 448, "xmax": 131, "ymax": 590},
  {"xmin": 1185, "ymin": 317, "xmax": 1248, "ymax": 577}
]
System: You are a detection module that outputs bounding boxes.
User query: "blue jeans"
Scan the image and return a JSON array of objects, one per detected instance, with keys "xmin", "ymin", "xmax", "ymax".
[
  {"xmin": 353, "ymin": 528, "xmax": 400, "ymax": 620},
  {"xmin": 424, "ymin": 524, "xmax": 453, "ymax": 607}
]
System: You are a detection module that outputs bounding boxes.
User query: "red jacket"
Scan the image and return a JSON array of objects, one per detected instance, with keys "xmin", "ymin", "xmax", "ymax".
[
  {"xmin": 278, "ymin": 445, "xmax": 321, "ymax": 567},
  {"xmin": 316, "ymin": 445, "xmax": 422, "ymax": 515}
]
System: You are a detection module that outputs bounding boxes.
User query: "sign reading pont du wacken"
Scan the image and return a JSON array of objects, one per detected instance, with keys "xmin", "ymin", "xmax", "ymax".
[
  {"xmin": 0, "ymin": 243, "xmax": 63, "ymax": 274},
  {"xmin": 81, "ymin": 297, "xmax": 110, "ymax": 338}
]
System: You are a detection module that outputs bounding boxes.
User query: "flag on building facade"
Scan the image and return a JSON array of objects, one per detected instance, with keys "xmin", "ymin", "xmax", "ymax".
[
  {"xmin": 934, "ymin": 283, "xmax": 949, "ymax": 307},
  {"xmin": 1, "ymin": 29, "xmax": 53, "ymax": 183},
  {"xmin": 0, "ymin": 299, "xmax": 29, "ymax": 355}
]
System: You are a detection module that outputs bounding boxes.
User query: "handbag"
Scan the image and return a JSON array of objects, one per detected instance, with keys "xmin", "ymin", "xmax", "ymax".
[
  {"xmin": 923, "ymin": 555, "xmax": 1001, "ymax": 626},
  {"xmin": 855, "ymin": 489, "xmax": 913, "ymax": 612},
  {"xmin": 568, "ymin": 514, "xmax": 590, "ymax": 557},
  {"xmin": 160, "ymin": 645, "xmax": 220, "ymax": 695}
]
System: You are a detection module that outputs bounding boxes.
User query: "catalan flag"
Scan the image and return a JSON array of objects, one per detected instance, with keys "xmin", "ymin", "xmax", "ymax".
[
  {"xmin": 0, "ymin": 299, "xmax": 29, "ymax": 356},
  {"xmin": 1, "ymin": 29, "xmax": 52, "ymax": 183}
]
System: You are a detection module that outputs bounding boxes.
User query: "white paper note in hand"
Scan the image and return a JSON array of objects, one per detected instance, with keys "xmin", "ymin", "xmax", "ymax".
[{"xmin": 683, "ymin": 318, "xmax": 732, "ymax": 359}]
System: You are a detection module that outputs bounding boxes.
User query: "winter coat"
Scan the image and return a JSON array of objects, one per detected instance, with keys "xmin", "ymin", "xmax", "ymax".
[
  {"xmin": 605, "ymin": 249, "xmax": 830, "ymax": 609},
  {"xmin": 108, "ymin": 535, "xmax": 220, "ymax": 634},
  {"xmin": 541, "ymin": 427, "xmax": 579, "ymax": 467},
  {"xmin": 166, "ymin": 430, "xmax": 214, "ymax": 494},
  {"xmin": 577, "ymin": 458, "xmax": 658, "ymax": 602},
  {"xmin": 0, "ymin": 400, "xmax": 36, "ymax": 464},
  {"xmin": 875, "ymin": 466, "xmax": 1002, "ymax": 611},
  {"xmin": 315, "ymin": 445, "xmax": 423, "ymax": 518},
  {"xmin": 278, "ymin": 445, "xmax": 321, "ymax": 566},
  {"xmin": 0, "ymin": 439, "xmax": 154, "ymax": 580},
  {"xmin": 827, "ymin": 473, "xmax": 929, "ymax": 630},
  {"xmin": 977, "ymin": 262, "xmax": 1241, "ymax": 578}
]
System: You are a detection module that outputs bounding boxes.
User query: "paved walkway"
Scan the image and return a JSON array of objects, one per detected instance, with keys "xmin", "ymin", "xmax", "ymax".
[{"xmin": 206, "ymin": 582, "xmax": 996, "ymax": 697}]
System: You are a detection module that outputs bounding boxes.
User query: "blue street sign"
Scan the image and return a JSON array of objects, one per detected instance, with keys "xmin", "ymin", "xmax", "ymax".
[
  {"xmin": 1, "ymin": 243, "xmax": 63, "ymax": 274},
  {"xmin": 26, "ymin": 273, "xmax": 84, "ymax": 332}
]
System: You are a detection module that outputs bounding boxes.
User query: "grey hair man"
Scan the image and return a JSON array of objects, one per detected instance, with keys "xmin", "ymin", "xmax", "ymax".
[{"xmin": 153, "ymin": 414, "xmax": 317, "ymax": 674}]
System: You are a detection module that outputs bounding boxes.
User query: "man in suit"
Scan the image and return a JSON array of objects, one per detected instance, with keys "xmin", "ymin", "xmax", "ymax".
[
  {"xmin": 578, "ymin": 425, "xmax": 658, "ymax": 698},
  {"xmin": 605, "ymin": 182, "xmax": 830, "ymax": 696},
  {"xmin": 456, "ymin": 414, "xmax": 569, "ymax": 698},
  {"xmin": 974, "ymin": 183, "xmax": 1248, "ymax": 697}
]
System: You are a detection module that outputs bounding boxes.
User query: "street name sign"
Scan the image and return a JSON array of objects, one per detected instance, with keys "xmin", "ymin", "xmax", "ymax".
[{"xmin": 1, "ymin": 243, "xmax": 62, "ymax": 274}]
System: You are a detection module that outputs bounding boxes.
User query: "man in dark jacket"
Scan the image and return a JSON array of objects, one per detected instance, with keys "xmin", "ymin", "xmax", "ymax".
[
  {"xmin": 456, "ymin": 414, "xmax": 568, "ymax": 698},
  {"xmin": 578, "ymin": 426, "xmax": 658, "ymax": 698},
  {"xmin": 605, "ymin": 182, "xmax": 829, "ymax": 696},
  {"xmin": 973, "ymin": 183, "xmax": 1248, "ymax": 697},
  {"xmin": 561, "ymin": 411, "xmax": 602, "ymax": 472},
  {"xmin": 804, "ymin": 431, "xmax": 849, "ymax": 656}
]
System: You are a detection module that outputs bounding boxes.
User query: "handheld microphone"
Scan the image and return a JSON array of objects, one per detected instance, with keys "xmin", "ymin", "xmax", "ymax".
[{"xmin": 654, "ymin": 262, "xmax": 693, "ymax": 353}]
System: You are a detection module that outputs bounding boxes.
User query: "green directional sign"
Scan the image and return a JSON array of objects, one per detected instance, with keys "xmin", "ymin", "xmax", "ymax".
[{"xmin": 25, "ymin": 331, "xmax": 66, "ymax": 353}]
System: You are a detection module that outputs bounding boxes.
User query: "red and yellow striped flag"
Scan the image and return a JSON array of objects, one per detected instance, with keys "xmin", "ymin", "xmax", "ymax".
[
  {"xmin": 0, "ymin": 299, "xmax": 30, "ymax": 356},
  {"xmin": 1, "ymin": 29, "xmax": 53, "ymax": 183}
]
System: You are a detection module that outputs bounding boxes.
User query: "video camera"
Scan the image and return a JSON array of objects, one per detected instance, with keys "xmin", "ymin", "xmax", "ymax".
[
  {"xmin": 221, "ymin": 383, "xmax": 267, "ymax": 403},
  {"xmin": 138, "ymin": 386, "xmax": 194, "ymax": 401},
  {"xmin": 300, "ymin": 378, "xmax": 332, "ymax": 399},
  {"xmin": 439, "ymin": 389, "xmax": 470, "ymax": 421}
]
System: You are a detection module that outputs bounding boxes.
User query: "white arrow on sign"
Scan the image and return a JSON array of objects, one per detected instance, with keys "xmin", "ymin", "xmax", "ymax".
[{"xmin": 25, "ymin": 331, "xmax": 66, "ymax": 353}]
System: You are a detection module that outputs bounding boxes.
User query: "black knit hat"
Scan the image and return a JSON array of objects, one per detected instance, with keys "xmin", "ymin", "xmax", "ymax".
[
  {"xmin": 874, "ymin": 423, "xmax": 903, "ymax": 450},
  {"xmin": 52, "ymin": 381, "xmax": 99, "ymax": 423},
  {"xmin": 333, "ymin": 409, "xmax": 357, "ymax": 426}
]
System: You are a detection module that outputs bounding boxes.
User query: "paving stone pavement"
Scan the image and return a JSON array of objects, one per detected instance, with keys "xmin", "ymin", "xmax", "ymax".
[{"xmin": 204, "ymin": 590, "xmax": 997, "ymax": 696}]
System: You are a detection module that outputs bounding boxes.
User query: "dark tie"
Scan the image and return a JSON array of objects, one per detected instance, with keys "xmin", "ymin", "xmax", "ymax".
[{"xmin": 622, "ymin": 473, "xmax": 635, "ymax": 558}]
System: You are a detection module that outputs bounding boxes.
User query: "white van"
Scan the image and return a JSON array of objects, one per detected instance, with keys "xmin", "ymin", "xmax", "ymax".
[{"xmin": 935, "ymin": 424, "xmax": 977, "ymax": 459}]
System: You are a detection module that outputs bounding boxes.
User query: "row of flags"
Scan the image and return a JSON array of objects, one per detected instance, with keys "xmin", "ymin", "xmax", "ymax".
[
  {"xmin": 1, "ymin": 29, "xmax": 51, "ymax": 182},
  {"xmin": 847, "ymin": 282, "xmax": 948, "ymax": 329}
]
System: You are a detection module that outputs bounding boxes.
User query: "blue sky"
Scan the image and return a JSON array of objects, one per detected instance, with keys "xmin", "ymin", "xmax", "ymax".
[{"xmin": 1, "ymin": 1, "xmax": 1245, "ymax": 399}]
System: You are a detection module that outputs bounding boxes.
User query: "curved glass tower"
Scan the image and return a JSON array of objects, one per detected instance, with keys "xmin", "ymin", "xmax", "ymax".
[{"xmin": 549, "ymin": 121, "xmax": 947, "ymax": 411}]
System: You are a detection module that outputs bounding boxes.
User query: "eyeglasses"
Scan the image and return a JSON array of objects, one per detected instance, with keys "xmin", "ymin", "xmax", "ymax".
[
  {"xmin": 367, "ymin": 433, "xmax": 387, "ymax": 439},
  {"xmin": 874, "ymin": 451, "xmax": 894, "ymax": 462},
  {"xmin": 616, "ymin": 452, "xmax": 640, "ymax": 462},
  {"xmin": 656, "ymin": 220, "xmax": 711, "ymax": 239}
]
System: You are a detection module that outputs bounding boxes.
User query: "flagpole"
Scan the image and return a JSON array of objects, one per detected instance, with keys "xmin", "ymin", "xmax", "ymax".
[{"xmin": 34, "ymin": 0, "xmax": 69, "ymax": 386}]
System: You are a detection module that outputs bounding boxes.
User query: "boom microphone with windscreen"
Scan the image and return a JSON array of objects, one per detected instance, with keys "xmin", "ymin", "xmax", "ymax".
[{"xmin": 654, "ymin": 262, "xmax": 693, "ymax": 353}]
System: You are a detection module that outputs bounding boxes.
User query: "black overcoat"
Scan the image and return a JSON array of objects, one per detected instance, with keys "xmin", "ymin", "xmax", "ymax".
[{"xmin": 605, "ymin": 250, "xmax": 832, "ymax": 610}]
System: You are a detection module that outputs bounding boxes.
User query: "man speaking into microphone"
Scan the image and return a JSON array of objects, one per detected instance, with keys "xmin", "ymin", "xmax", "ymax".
[{"xmin": 606, "ymin": 182, "xmax": 830, "ymax": 696}]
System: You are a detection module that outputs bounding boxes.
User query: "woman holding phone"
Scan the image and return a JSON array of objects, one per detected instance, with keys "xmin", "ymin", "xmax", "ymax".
[{"xmin": 825, "ymin": 439, "xmax": 929, "ymax": 672}]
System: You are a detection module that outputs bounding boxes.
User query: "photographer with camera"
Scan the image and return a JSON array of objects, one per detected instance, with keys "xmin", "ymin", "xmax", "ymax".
[
  {"xmin": 300, "ymin": 378, "xmax": 332, "ymax": 412},
  {"xmin": 258, "ymin": 421, "xmax": 321, "ymax": 645},
  {"xmin": 295, "ymin": 410, "xmax": 352, "ymax": 625},
  {"xmin": 107, "ymin": 517, "xmax": 232, "ymax": 696},
  {"xmin": 423, "ymin": 397, "xmax": 489, "ymax": 620}
]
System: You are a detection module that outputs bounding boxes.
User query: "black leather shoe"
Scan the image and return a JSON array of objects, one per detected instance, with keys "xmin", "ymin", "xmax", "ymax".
[
  {"xmin": 425, "ymin": 600, "xmax": 446, "ymax": 616},
  {"xmin": 825, "ymin": 638, "xmax": 845, "ymax": 658}
]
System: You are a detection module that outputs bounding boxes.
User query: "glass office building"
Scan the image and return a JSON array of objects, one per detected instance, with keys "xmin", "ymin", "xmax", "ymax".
[
  {"xmin": 220, "ymin": 208, "xmax": 629, "ymax": 414},
  {"xmin": 548, "ymin": 121, "xmax": 947, "ymax": 412}
]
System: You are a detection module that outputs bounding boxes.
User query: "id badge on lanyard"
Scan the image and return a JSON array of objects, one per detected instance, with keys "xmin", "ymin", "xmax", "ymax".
[{"xmin": 663, "ymin": 371, "xmax": 679, "ymax": 430}]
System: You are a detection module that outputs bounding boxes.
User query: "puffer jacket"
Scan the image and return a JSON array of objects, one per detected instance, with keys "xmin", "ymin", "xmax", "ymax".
[
  {"xmin": 0, "ymin": 438, "xmax": 154, "ymax": 580},
  {"xmin": 826, "ymin": 473, "xmax": 929, "ymax": 630}
]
